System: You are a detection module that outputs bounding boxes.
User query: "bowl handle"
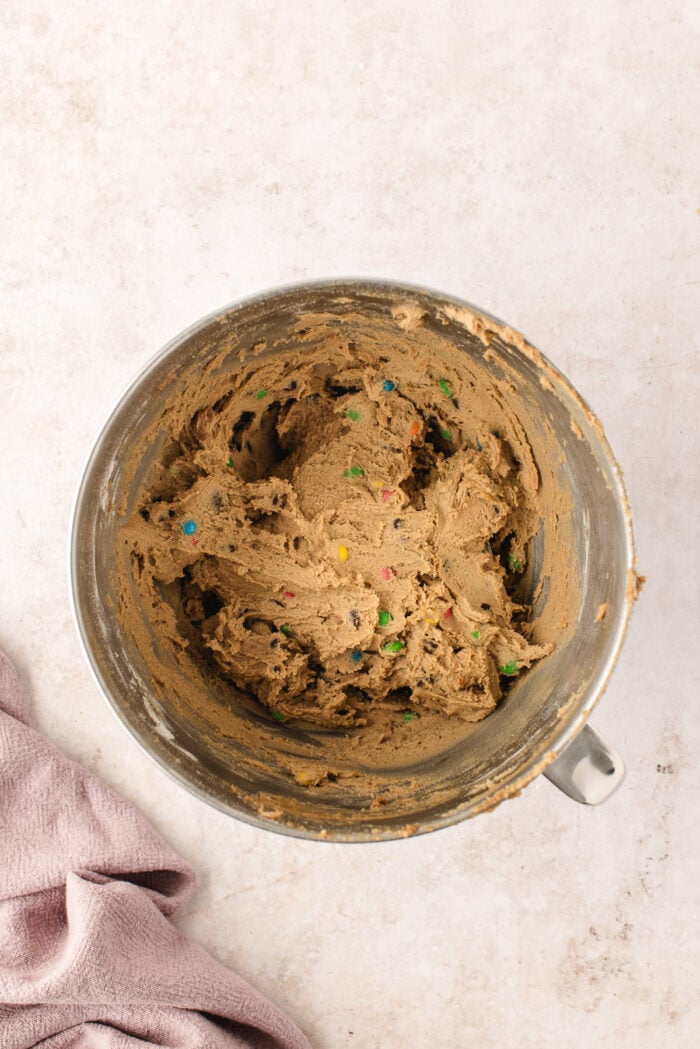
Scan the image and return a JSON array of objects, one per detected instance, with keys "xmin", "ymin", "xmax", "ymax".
[{"xmin": 543, "ymin": 723, "xmax": 625, "ymax": 805}]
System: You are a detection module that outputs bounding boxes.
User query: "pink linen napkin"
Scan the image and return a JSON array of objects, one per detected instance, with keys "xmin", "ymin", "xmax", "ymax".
[{"xmin": 0, "ymin": 649, "xmax": 311, "ymax": 1049}]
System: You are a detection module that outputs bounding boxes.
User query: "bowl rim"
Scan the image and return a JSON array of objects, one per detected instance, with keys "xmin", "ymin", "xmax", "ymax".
[{"xmin": 68, "ymin": 276, "xmax": 637, "ymax": 841}]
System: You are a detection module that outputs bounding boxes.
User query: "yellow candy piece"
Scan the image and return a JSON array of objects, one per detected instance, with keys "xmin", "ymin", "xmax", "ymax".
[
  {"xmin": 424, "ymin": 616, "xmax": 438, "ymax": 626},
  {"xmin": 338, "ymin": 545, "xmax": 349, "ymax": 561},
  {"xmin": 371, "ymin": 479, "xmax": 386, "ymax": 490}
]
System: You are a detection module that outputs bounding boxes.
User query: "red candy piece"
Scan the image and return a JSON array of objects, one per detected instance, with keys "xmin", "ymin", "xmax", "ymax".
[
  {"xmin": 443, "ymin": 606, "xmax": 453, "ymax": 619},
  {"xmin": 379, "ymin": 566, "xmax": 396, "ymax": 582},
  {"xmin": 191, "ymin": 537, "xmax": 199, "ymax": 547},
  {"xmin": 381, "ymin": 489, "xmax": 394, "ymax": 502},
  {"xmin": 282, "ymin": 590, "xmax": 296, "ymax": 599}
]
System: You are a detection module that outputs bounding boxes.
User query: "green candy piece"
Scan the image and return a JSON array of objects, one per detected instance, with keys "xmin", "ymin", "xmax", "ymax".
[
  {"xmin": 472, "ymin": 630, "xmax": 480, "ymax": 640},
  {"xmin": 227, "ymin": 456, "xmax": 234, "ymax": 468},
  {"xmin": 438, "ymin": 378, "xmax": 453, "ymax": 398},
  {"xmin": 383, "ymin": 640, "xmax": 404, "ymax": 653},
  {"xmin": 344, "ymin": 465, "xmax": 365, "ymax": 478},
  {"xmin": 403, "ymin": 711, "xmax": 413, "ymax": 721},
  {"xmin": 441, "ymin": 428, "xmax": 452, "ymax": 441},
  {"xmin": 272, "ymin": 710, "xmax": 285, "ymax": 722},
  {"xmin": 280, "ymin": 624, "xmax": 292, "ymax": 637},
  {"xmin": 378, "ymin": 610, "xmax": 392, "ymax": 627},
  {"xmin": 255, "ymin": 388, "xmax": 268, "ymax": 400},
  {"xmin": 508, "ymin": 553, "xmax": 522, "ymax": 570},
  {"xmin": 345, "ymin": 408, "xmax": 361, "ymax": 422},
  {"xmin": 499, "ymin": 661, "xmax": 518, "ymax": 676}
]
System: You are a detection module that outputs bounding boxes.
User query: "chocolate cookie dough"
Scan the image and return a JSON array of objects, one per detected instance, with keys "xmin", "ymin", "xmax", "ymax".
[{"xmin": 119, "ymin": 308, "xmax": 551, "ymax": 732}]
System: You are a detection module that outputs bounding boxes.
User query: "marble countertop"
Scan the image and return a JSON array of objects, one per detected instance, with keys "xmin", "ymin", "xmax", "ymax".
[{"xmin": 2, "ymin": 2, "xmax": 697, "ymax": 1046}]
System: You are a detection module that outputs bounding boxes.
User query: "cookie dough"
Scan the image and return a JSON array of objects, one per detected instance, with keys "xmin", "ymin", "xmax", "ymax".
[{"xmin": 120, "ymin": 313, "xmax": 551, "ymax": 732}]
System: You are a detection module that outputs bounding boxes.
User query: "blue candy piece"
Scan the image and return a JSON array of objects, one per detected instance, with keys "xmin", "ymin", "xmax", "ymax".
[
  {"xmin": 182, "ymin": 519, "xmax": 197, "ymax": 535},
  {"xmin": 382, "ymin": 380, "xmax": 396, "ymax": 392},
  {"xmin": 351, "ymin": 650, "xmax": 362, "ymax": 663}
]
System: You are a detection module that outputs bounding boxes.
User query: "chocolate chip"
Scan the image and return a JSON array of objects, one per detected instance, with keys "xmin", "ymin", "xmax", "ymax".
[
  {"xmin": 349, "ymin": 609, "xmax": 361, "ymax": 628},
  {"xmin": 270, "ymin": 638, "xmax": 279, "ymax": 648},
  {"xmin": 393, "ymin": 518, "xmax": 403, "ymax": 529},
  {"xmin": 211, "ymin": 492, "xmax": 225, "ymax": 512},
  {"xmin": 228, "ymin": 543, "xmax": 236, "ymax": 553}
]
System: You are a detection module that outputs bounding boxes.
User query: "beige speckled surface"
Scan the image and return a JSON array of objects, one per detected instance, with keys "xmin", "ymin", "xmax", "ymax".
[{"xmin": 1, "ymin": 2, "xmax": 698, "ymax": 1046}]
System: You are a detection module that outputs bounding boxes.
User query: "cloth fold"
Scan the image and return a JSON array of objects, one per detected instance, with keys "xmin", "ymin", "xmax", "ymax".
[{"xmin": 0, "ymin": 650, "xmax": 311, "ymax": 1049}]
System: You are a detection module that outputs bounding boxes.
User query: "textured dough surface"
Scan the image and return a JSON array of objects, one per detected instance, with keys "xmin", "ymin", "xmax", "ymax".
[{"xmin": 120, "ymin": 317, "xmax": 552, "ymax": 731}]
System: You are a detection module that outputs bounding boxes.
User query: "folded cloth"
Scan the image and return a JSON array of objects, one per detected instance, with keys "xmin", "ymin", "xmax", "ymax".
[{"xmin": 0, "ymin": 650, "xmax": 311, "ymax": 1049}]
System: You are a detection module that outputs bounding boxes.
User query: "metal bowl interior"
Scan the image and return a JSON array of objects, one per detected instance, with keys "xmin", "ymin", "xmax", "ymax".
[{"xmin": 70, "ymin": 279, "xmax": 635, "ymax": 841}]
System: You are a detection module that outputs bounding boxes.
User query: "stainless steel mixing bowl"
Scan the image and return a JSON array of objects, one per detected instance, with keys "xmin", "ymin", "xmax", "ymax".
[{"xmin": 70, "ymin": 280, "xmax": 636, "ymax": 840}]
